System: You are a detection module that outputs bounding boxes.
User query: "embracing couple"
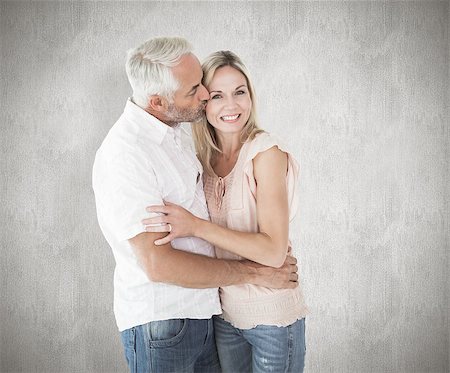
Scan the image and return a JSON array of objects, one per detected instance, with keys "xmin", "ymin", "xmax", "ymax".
[{"xmin": 93, "ymin": 37, "xmax": 308, "ymax": 373}]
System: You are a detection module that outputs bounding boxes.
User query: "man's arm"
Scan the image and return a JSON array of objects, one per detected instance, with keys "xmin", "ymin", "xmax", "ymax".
[{"xmin": 129, "ymin": 231, "xmax": 298, "ymax": 289}]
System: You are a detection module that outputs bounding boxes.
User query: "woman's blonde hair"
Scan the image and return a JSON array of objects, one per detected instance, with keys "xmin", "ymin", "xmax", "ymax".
[{"xmin": 192, "ymin": 51, "xmax": 264, "ymax": 176}]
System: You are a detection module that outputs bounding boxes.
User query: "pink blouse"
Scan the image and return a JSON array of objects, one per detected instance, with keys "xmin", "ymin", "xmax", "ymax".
[{"xmin": 203, "ymin": 132, "xmax": 309, "ymax": 329}]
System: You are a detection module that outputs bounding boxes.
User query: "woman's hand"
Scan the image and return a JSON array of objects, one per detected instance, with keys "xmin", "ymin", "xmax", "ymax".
[{"xmin": 142, "ymin": 201, "xmax": 200, "ymax": 245}]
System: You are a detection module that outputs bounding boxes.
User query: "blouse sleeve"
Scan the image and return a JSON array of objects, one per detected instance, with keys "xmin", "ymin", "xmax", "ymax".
[{"xmin": 242, "ymin": 132, "xmax": 300, "ymax": 221}]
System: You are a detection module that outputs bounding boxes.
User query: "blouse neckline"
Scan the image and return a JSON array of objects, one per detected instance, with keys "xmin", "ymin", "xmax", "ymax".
[{"xmin": 210, "ymin": 141, "xmax": 248, "ymax": 211}]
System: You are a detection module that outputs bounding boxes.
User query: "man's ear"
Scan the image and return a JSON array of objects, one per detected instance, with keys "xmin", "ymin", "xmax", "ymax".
[{"xmin": 148, "ymin": 95, "xmax": 169, "ymax": 113}]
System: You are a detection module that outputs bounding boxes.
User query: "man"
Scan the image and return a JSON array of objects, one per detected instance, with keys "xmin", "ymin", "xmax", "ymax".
[{"xmin": 92, "ymin": 37, "xmax": 298, "ymax": 373}]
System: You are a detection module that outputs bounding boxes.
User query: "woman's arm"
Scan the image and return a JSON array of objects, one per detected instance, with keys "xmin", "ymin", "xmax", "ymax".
[{"xmin": 143, "ymin": 146, "xmax": 291, "ymax": 268}]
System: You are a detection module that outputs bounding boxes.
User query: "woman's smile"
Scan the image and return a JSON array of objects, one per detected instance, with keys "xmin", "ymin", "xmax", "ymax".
[{"xmin": 221, "ymin": 114, "xmax": 241, "ymax": 123}]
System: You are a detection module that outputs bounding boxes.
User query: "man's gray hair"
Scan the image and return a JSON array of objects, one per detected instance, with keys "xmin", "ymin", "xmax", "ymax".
[{"xmin": 125, "ymin": 37, "xmax": 193, "ymax": 108}]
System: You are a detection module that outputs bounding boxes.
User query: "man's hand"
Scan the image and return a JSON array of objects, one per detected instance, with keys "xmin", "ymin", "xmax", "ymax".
[{"xmin": 244, "ymin": 255, "xmax": 299, "ymax": 289}]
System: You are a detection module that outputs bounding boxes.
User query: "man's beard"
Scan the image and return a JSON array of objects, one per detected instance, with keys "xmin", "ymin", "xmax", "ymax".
[{"xmin": 166, "ymin": 102, "xmax": 205, "ymax": 125}]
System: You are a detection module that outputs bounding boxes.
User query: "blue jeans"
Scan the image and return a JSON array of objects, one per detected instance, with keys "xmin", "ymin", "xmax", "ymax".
[
  {"xmin": 120, "ymin": 318, "xmax": 221, "ymax": 373},
  {"xmin": 214, "ymin": 316, "xmax": 306, "ymax": 373}
]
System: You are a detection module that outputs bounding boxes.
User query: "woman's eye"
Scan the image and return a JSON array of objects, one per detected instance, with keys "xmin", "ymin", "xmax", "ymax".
[
  {"xmin": 236, "ymin": 90, "xmax": 246, "ymax": 95},
  {"xmin": 211, "ymin": 94, "xmax": 221, "ymax": 99}
]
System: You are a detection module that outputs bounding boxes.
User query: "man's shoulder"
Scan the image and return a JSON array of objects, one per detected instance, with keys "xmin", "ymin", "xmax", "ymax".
[
  {"xmin": 97, "ymin": 115, "xmax": 157, "ymax": 159},
  {"xmin": 93, "ymin": 120, "xmax": 155, "ymax": 184}
]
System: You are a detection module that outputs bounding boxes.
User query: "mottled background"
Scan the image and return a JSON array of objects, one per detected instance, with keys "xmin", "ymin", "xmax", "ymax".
[{"xmin": 1, "ymin": 1, "xmax": 448, "ymax": 372}]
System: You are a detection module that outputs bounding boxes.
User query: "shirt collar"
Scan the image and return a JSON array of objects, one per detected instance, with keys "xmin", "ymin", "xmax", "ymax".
[{"xmin": 123, "ymin": 98, "xmax": 182, "ymax": 145}]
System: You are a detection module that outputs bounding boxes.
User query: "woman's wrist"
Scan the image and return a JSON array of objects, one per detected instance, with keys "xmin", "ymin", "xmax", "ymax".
[{"xmin": 192, "ymin": 217, "xmax": 207, "ymax": 238}]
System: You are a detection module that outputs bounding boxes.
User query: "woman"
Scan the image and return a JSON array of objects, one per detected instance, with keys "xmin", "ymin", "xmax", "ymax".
[{"xmin": 142, "ymin": 51, "xmax": 308, "ymax": 372}]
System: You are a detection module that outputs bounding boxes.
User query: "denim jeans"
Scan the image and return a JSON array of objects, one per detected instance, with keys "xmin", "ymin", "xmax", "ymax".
[
  {"xmin": 214, "ymin": 316, "xmax": 306, "ymax": 373},
  {"xmin": 120, "ymin": 318, "xmax": 221, "ymax": 373}
]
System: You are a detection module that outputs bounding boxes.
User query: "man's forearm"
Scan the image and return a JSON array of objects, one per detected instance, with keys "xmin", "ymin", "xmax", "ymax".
[
  {"xmin": 147, "ymin": 246, "xmax": 258, "ymax": 288},
  {"xmin": 130, "ymin": 232, "xmax": 298, "ymax": 289}
]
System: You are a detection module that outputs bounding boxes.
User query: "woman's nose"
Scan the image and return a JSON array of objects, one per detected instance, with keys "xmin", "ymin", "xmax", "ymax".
[{"xmin": 224, "ymin": 96, "xmax": 238, "ymax": 108}]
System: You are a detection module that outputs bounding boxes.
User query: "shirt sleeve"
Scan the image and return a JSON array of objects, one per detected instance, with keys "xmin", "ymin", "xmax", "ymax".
[{"xmin": 102, "ymin": 151, "xmax": 163, "ymax": 242}]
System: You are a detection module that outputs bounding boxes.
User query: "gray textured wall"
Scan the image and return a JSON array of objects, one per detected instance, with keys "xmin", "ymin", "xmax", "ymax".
[{"xmin": 1, "ymin": 1, "xmax": 448, "ymax": 372}]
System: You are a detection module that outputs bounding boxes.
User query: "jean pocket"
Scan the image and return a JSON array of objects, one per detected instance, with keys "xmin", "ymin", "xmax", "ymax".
[{"xmin": 146, "ymin": 318, "xmax": 189, "ymax": 348}]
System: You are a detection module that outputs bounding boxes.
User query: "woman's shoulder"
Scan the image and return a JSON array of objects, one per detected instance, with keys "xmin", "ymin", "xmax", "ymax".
[{"xmin": 244, "ymin": 131, "xmax": 292, "ymax": 162}]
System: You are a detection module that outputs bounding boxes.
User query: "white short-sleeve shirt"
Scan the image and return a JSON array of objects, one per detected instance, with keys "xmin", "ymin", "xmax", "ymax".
[{"xmin": 92, "ymin": 99, "xmax": 221, "ymax": 331}]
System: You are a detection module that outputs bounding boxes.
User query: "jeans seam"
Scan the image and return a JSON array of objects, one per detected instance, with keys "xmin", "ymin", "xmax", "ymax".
[
  {"xmin": 131, "ymin": 327, "xmax": 137, "ymax": 373},
  {"xmin": 285, "ymin": 324, "xmax": 293, "ymax": 373},
  {"xmin": 203, "ymin": 318, "xmax": 211, "ymax": 346}
]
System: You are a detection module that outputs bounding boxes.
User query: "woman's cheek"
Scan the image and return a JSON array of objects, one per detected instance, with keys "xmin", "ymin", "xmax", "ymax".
[{"xmin": 205, "ymin": 104, "xmax": 216, "ymax": 124}]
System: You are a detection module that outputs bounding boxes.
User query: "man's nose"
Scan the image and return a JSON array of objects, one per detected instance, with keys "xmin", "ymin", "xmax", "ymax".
[{"xmin": 198, "ymin": 84, "xmax": 209, "ymax": 101}]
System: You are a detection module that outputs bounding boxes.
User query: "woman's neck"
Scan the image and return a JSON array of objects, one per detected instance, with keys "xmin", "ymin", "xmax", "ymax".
[
  {"xmin": 212, "ymin": 131, "xmax": 245, "ymax": 177},
  {"xmin": 216, "ymin": 132, "xmax": 243, "ymax": 159}
]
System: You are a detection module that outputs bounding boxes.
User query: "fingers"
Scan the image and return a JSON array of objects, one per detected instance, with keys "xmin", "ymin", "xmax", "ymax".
[
  {"xmin": 283, "ymin": 259, "xmax": 299, "ymax": 288},
  {"xmin": 142, "ymin": 216, "xmax": 167, "ymax": 225},
  {"xmin": 154, "ymin": 235, "xmax": 172, "ymax": 246},
  {"xmin": 144, "ymin": 224, "xmax": 171, "ymax": 233},
  {"xmin": 284, "ymin": 255, "xmax": 297, "ymax": 265},
  {"xmin": 289, "ymin": 272, "xmax": 298, "ymax": 282},
  {"xmin": 146, "ymin": 205, "xmax": 169, "ymax": 214}
]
